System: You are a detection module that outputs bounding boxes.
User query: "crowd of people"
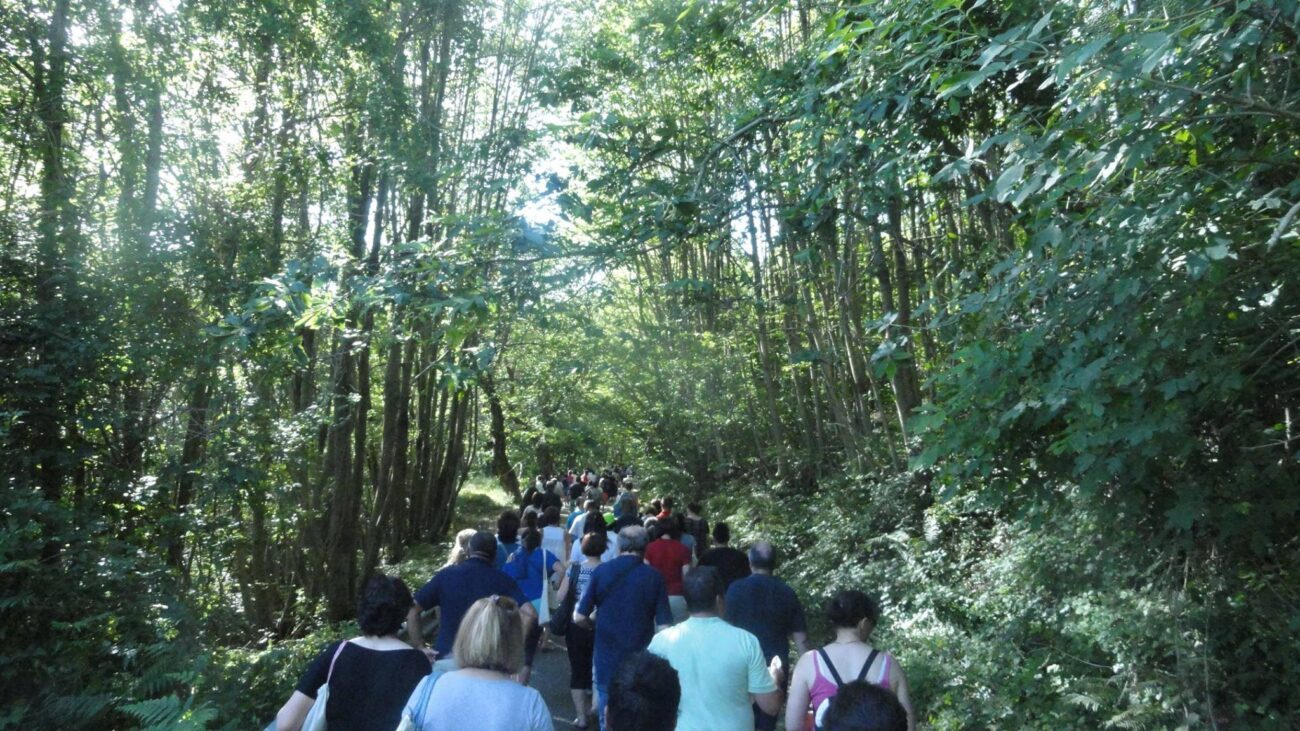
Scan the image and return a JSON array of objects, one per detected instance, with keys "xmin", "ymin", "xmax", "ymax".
[{"xmin": 274, "ymin": 469, "xmax": 915, "ymax": 731}]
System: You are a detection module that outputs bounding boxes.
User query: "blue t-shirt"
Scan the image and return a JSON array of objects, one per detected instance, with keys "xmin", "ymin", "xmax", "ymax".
[
  {"xmin": 575, "ymin": 554, "xmax": 672, "ymax": 687},
  {"xmin": 494, "ymin": 539, "xmax": 519, "ymax": 570},
  {"xmin": 413, "ymin": 557, "xmax": 527, "ymax": 657},
  {"xmin": 504, "ymin": 547, "xmax": 560, "ymax": 601},
  {"xmin": 723, "ymin": 573, "xmax": 807, "ymax": 662}
]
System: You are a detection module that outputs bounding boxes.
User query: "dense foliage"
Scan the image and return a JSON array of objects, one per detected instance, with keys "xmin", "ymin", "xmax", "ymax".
[{"xmin": 2, "ymin": 0, "xmax": 1297, "ymax": 727}]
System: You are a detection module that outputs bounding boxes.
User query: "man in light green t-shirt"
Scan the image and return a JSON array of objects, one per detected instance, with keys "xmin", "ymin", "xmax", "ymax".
[{"xmin": 647, "ymin": 567, "xmax": 784, "ymax": 731}]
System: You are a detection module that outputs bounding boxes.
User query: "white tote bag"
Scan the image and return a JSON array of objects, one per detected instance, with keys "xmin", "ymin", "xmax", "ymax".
[{"xmin": 300, "ymin": 641, "xmax": 349, "ymax": 731}]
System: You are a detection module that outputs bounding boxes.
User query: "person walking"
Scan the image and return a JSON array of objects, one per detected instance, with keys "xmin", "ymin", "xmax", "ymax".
[
  {"xmin": 495, "ymin": 510, "xmax": 522, "ymax": 571},
  {"xmin": 605, "ymin": 651, "xmax": 681, "ymax": 731},
  {"xmin": 647, "ymin": 567, "xmax": 784, "ymax": 731},
  {"xmin": 276, "ymin": 575, "xmax": 431, "ymax": 730},
  {"xmin": 574, "ymin": 526, "xmax": 672, "ymax": 729},
  {"xmin": 683, "ymin": 503, "xmax": 710, "ymax": 560},
  {"xmin": 785, "ymin": 590, "xmax": 915, "ymax": 731},
  {"xmin": 401, "ymin": 595, "xmax": 553, "ymax": 730},
  {"xmin": 406, "ymin": 531, "xmax": 534, "ymax": 672},
  {"xmin": 505, "ymin": 526, "xmax": 563, "ymax": 685},
  {"xmin": 698, "ymin": 522, "xmax": 750, "ymax": 590},
  {"xmin": 724, "ymin": 542, "xmax": 811, "ymax": 731},
  {"xmin": 643, "ymin": 517, "xmax": 693, "ymax": 624},
  {"xmin": 555, "ymin": 531, "xmax": 609, "ymax": 728}
]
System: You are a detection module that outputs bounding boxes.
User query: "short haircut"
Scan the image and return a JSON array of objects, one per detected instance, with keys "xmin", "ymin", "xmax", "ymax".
[
  {"xmin": 607, "ymin": 651, "xmax": 680, "ymax": 731},
  {"xmin": 666, "ymin": 514, "xmax": 685, "ymax": 540},
  {"xmin": 496, "ymin": 510, "xmax": 520, "ymax": 543},
  {"xmin": 682, "ymin": 567, "xmax": 722, "ymax": 613},
  {"xmin": 687, "ymin": 503, "xmax": 702, "ymax": 514},
  {"xmin": 825, "ymin": 589, "xmax": 881, "ymax": 630},
  {"xmin": 468, "ymin": 530, "xmax": 498, "ymax": 562},
  {"xmin": 822, "ymin": 681, "xmax": 908, "ymax": 731},
  {"xmin": 356, "ymin": 574, "xmax": 413, "ymax": 636},
  {"xmin": 584, "ymin": 499, "xmax": 598, "ymax": 511},
  {"xmin": 453, "ymin": 595, "xmax": 525, "ymax": 674},
  {"xmin": 712, "ymin": 522, "xmax": 731, "ymax": 544},
  {"xmin": 661, "ymin": 497, "xmax": 674, "ymax": 510},
  {"xmin": 581, "ymin": 530, "xmax": 608, "ymax": 557},
  {"xmin": 617, "ymin": 525, "xmax": 650, "ymax": 554},
  {"xmin": 748, "ymin": 542, "xmax": 777, "ymax": 571},
  {"xmin": 543, "ymin": 506, "xmax": 561, "ymax": 527}
]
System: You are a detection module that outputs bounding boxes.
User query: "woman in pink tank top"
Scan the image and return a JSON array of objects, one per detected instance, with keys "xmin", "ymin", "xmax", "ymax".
[{"xmin": 785, "ymin": 590, "xmax": 915, "ymax": 731}]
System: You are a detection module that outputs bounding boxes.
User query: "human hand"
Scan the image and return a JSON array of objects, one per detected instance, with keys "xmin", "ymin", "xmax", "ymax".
[{"xmin": 769, "ymin": 655, "xmax": 785, "ymax": 687}]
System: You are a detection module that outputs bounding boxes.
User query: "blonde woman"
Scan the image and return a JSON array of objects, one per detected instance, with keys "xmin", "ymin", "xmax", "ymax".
[
  {"xmin": 444, "ymin": 528, "xmax": 478, "ymax": 568},
  {"xmin": 402, "ymin": 595, "xmax": 554, "ymax": 730}
]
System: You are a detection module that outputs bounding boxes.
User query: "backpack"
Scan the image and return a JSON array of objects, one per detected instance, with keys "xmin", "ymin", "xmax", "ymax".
[{"xmin": 809, "ymin": 647, "xmax": 879, "ymax": 731}]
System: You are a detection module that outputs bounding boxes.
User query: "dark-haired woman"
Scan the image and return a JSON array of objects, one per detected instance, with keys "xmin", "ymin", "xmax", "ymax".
[
  {"xmin": 554, "ymin": 531, "xmax": 608, "ymax": 729},
  {"xmin": 275, "ymin": 574, "xmax": 431, "ymax": 730},
  {"xmin": 643, "ymin": 517, "xmax": 692, "ymax": 624},
  {"xmin": 505, "ymin": 526, "xmax": 562, "ymax": 686},
  {"xmin": 496, "ymin": 509, "xmax": 522, "ymax": 570},
  {"xmin": 785, "ymin": 590, "xmax": 915, "ymax": 731}
]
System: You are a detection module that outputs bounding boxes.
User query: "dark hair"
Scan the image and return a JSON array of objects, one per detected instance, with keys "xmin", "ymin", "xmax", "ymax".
[
  {"xmin": 661, "ymin": 497, "xmax": 674, "ymax": 510},
  {"xmin": 524, "ymin": 511, "xmax": 539, "ymax": 530},
  {"xmin": 583, "ymin": 508, "xmax": 605, "ymax": 535},
  {"xmin": 357, "ymin": 574, "xmax": 413, "ymax": 636},
  {"xmin": 543, "ymin": 506, "xmax": 561, "ymax": 527},
  {"xmin": 607, "ymin": 651, "xmax": 680, "ymax": 731},
  {"xmin": 822, "ymin": 681, "xmax": 908, "ymax": 731},
  {"xmin": 687, "ymin": 503, "xmax": 702, "ymax": 514},
  {"xmin": 664, "ymin": 514, "xmax": 683, "ymax": 541},
  {"xmin": 520, "ymin": 526, "xmax": 542, "ymax": 552},
  {"xmin": 826, "ymin": 590, "xmax": 880, "ymax": 630},
  {"xmin": 469, "ymin": 531, "xmax": 498, "ymax": 561},
  {"xmin": 497, "ymin": 510, "xmax": 520, "ymax": 543},
  {"xmin": 649, "ymin": 499, "xmax": 662, "ymax": 513},
  {"xmin": 682, "ymin": 567, "xmax": 722, "ymax": 613},
  {"xmin": 712, "ymin": 522, "xmax": 731, "ymax": 544},
  {"xmin": 531, "ymin": 492, "xmax": 544, "ymax": 507},
  {"xmin": 581, "ymin": 530, "xmax": 608, "ymax": 557}
]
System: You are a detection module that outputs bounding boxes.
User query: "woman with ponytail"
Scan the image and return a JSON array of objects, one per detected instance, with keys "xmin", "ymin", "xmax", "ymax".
[{"xmin": 785, "ymin": 590, "xmax": 915, "ymax": 731}]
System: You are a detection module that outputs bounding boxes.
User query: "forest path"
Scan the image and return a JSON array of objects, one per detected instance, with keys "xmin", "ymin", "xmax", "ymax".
[
  {"xmin": 430, "ymin": 479, "xmax": 584, "ymax": 727},
  {"xmin": 530, "ymin": 634, "xmax": 581, "ymax": 728}
]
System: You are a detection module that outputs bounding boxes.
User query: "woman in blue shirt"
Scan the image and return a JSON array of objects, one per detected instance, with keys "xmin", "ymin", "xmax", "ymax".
[{"xmin": 506, "ymin": 526, "xmax": 562, "ymax": 685}]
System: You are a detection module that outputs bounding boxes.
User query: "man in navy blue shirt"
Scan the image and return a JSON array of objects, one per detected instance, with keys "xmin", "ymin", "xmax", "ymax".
[
  {"xmin": 724, "ymin": 541, "xmax": 809, "ymax": 731},
  {"xmin": 575, "ymin": 525, "xmax": 672, "ymax": 730},
  {"xmin": 406, "ymin": 531, "xmax": 534, "ymax": 671}
]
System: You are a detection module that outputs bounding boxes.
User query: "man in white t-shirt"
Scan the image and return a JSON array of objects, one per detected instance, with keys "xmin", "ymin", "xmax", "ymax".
[{"xmin": 647, "ymin": 567, "xmax": 783, "ymax": 731}]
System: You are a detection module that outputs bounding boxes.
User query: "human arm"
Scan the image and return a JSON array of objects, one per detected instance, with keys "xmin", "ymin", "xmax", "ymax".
[
  {"xmin": 519, "ymin": 599, "xmax": 538, "ymax": 639},
  {"xmin": 890, "ymin": 658, "xmax": 916, "ymax": 731},
  {"xmin": 784, "ymin": 651, "xmax": 814, "ymax": 731},
  {"xmin": 747, "ymin": 639, "xmax": 783, "ymax": 716},
  {"xmin": 406, "ymin": 604, "xmax": 425, "ymax": 651},
  {"xmin": 276, "ymin": 642, "xmax": 336, "ymax": 730},
  {"xmin": 274, "ymin": 691, "xmax": 314, "ymax": 731},
  {"xmin": 574, "ymin": 565, "xmax": 597, "ymax": 627},
  {"xmin": 555, "ymin": 568, "xmax": 572, "ymax": 606},
  {"xmin": 653, "ymin": 579, "xmax": 672, "ymax": 631}
]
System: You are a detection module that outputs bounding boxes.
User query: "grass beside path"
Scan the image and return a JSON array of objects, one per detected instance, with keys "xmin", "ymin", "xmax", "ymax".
[{"xmin": 389, "ymin": 477, "xmax": 516, "ymax": 591}]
